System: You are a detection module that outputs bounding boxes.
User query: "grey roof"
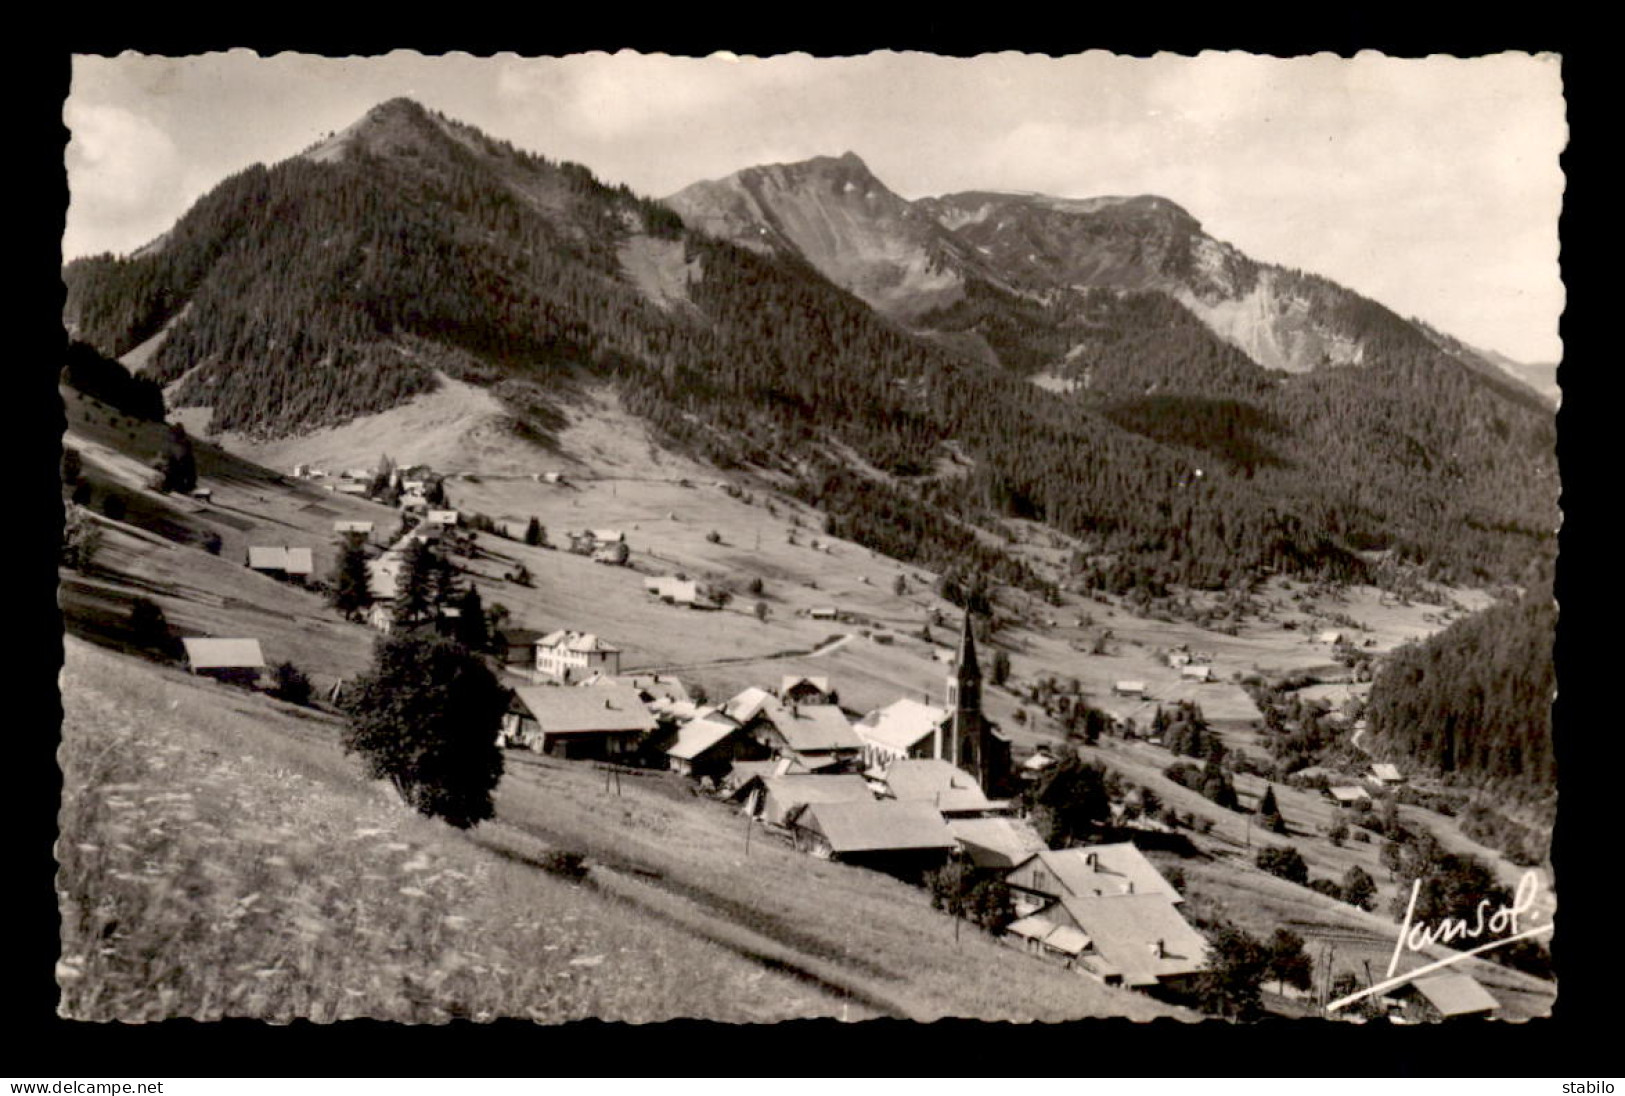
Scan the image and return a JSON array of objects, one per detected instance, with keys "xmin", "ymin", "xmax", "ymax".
[
  {"xmin": 182, "ymin": 637, "xmax": 266, "ymax": 670},
  {"xmin": 947, "ymin": 817, "xmax": 1049, "ymax": 869},
  {"xmin": 1057, "ymin": 894, "xmax": 1209, "ymax": 986},
  {"xmin": 511, "ymin": 682, "xmax": 656, "ymax": 736},
  {"xmin": 763, "ymin": 701, "xmax": 863, "ymax": 753},
  {"xmin": 1012, "ymin": 844, "xmax": 1183, "ymax": 903},
  {"xmin": 857, "ymin": 697, "xmax": 948, "ymax": 753},
  {"xmin": 797, "ymin": 799, "xmax": 957, "ymax": 854},
  {"xmin": 1007, "ymin": 916, "xmax": 1091, "ymax": 956},
  {"xmin": 880, "ymin": 758, "xmax": 990, "ymax": 812},
  {"xmin": 1406, "ymin": 972, "xmax": 1500, "ymax": 1017},
  {"xmin": 666, "ymin": 714, "xmax": 743, "ymax": 762}
]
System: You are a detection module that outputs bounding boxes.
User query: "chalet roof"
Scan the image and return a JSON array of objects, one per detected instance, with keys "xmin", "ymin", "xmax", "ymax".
[
  {"xmin": 722, "ymin": 686, "xmax": 776, "ymax": 724},
  {"xmin": 182, "ymin": 637, "xmax": 266, "ymax": 670},
  {"xmin": 880, "ymin": 758, "xmax": 989, "ymax": 812},
  {"xmin": 590, "ymin": 529, "xmax": 625, "ymax": 542},
  {"xmin": 856, "ymin": 697, "xmax": 948, "ymax": 753},
  {"xmin": 948, "ymin": 817, "xmax": 1049, "ymax": 869},
  {"xmin": 1021, "ymin": 752, "xmax": 1058, "ymax": 772},
  {"xmin": 760, "ymin": 774, "xmax": 872, "ymax": 814},
  {"xmin": 510, "ymin": 682, "xmax": 656, "ymax": 736},
  {"xmin": 1013, "ymin": 844, "xmax": 1183, "ymax": 903},
  {"xmin": 1371, "ymin": 763, "xmax": 1404, "ymax": 782},
  {"xmin": 1057, "ymin": 894, "xmax": 1207, "ymax": 986},
  {"xmin": 764, "ymin": 702, "xmax": 863, "ymax": 754},
  {"xmin": 665, "ymin": 714, "xmax": 743, "ymax": 762},
  {"xmin": 1328, "ymin": 785, "xmax": 1371, "ymax": 803},
  {"xmin": 1114, "ymin": 680, "xmax": 1147, "ymax": 693},
  {"xmin": 334, "ymin": 521, "xmax": 374, "ymax": 535},
  {"xmin": 1405, "ymin": 972, "xmax": 1500, "ymax": 1017},
  {"xmin": 499, "ymin": 627, "xmax": 546, "ymax": 646},
  {"xmin": 538, "ymin": 630, "xmax": 621, "ymax": 654},
  {"xmin": 781, "ymin": 675, "xmax": 831, "ymax": 696},
  {"xmin": 796, "ymin": 799, "xmax": 956, "ymax": 854},
  {"xmin": 1007, "ymin": 916, "xmax": 1091, "ymax": 956},
  {"xmin": 1181, "ymin": 665, "xmax": 1213, "ymax": 680}
]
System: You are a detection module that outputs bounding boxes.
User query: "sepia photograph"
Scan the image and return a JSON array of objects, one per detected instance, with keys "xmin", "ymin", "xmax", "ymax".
[{"xmin": 53, "ymin": 48, "xmax": 1565, "ymax": 1033}]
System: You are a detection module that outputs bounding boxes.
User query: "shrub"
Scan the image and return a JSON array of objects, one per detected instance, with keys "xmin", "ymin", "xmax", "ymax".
[
  {"xmin": 539, "ymin": 850, "xmax": 589, "ymax": 881},
  {"xmin": 1255, "ymin": 845, "xmax": 1310, "ymax": 886},
  {"xmin": 61, "ymin": 505, "xmax": 103, "ymax": 571},
  {"xmin": 270, "ymin": 661, "xmax": 313, "ymax": 707}
]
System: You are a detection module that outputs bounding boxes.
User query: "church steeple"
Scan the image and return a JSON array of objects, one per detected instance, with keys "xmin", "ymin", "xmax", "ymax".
[{"xmin": 947, "ymin": 610, "xmax": 982, "ymax": 714}]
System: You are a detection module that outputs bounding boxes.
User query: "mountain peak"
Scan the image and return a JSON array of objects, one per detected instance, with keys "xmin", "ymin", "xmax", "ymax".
[{"xmin": 304, "ymin": 97, "xmax": 455, "ymax": 165}]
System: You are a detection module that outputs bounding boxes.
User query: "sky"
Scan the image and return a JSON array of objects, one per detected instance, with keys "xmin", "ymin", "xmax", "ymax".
[{"xmin": 64, "ymin": 50, "xmax": 1567, "ymax": 364}]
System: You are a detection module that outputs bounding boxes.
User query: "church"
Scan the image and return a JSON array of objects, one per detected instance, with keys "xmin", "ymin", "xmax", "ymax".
[{"xmin": 944, "ymin": 611, "xmax": 1013, "ymax": 797}]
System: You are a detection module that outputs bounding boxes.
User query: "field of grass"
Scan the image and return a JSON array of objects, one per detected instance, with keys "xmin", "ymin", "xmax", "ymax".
[{"xmin": 57, "ymin": 637, "xmax": 866, "ymax": 1023}]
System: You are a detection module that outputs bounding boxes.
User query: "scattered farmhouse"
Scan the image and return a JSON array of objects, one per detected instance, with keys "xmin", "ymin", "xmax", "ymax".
[
  {"xmin": 1028, "ymin": 894, "xmax": 1208, "ymax": 993},
  {"xmin": 1113, "ymin": 680, "xmax": 1147, "ymax": 698},
  {"xmin": 1317, "ymin": 630, "xmax": 1345, "ymax": 646},
  {"xmin": 786, "ymin": 799, "xmax": 956, "ymax": 877},
  {"xmin": 425, "ymin": 509, "xmax": 460, "ymax": 528},
  {"xmin": 334, "ymin": 521, "xmax": 375, "ymax": 538},
  {"xmin": 1005, "ymin": 844, "xmax": 1184, "ymax": 917},
  {"xmin": 1369, "ymin": 763, "xmax": 1405, "ymax": 786},
  {"xmin": 1180, "ymin": 664, "xmax": 1213, "ymax": 683},
  {"xmin": 809, "ymin": 607, "xmax": 840, "ymax": 621},
  {"xmin": 180, "ymin": 638, "xmax": 266, "ymax": 687},
  {"xmin": 502, "ymin": 681, "xmax": 657, "ymax": 760},
  {"xmin": 643, "ymin": 576, "xmax": 721, "ymax": 608},
  {"xmin": 1166, "ymin": 651, "xmax": 1192, "ymax": 669},
  {"xmin": 1383, "ymin": 972, "xmax": 1500, "ymax": 1022},
  {"xmin": 1325, "ymin": 785, "xmax": 1372, "ymax": 809},
  {"xmin": 246, "ymin": 546, "xmax": 315, "ymax": 585},
  {"xmin": 535, "ymin": 630, "xmax": 623, "ymax": 682}
]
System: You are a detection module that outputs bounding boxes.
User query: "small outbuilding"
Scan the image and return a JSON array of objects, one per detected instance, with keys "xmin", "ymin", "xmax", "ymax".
[{"xmin": 181, "ymin": 638, "xmax": 266, "ymax": 687}]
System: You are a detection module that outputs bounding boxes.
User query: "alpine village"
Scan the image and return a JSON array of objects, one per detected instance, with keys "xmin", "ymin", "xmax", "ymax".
[{"xmin": 57, "ymin": 98, "xmax": 1559, "ymax": 1026}]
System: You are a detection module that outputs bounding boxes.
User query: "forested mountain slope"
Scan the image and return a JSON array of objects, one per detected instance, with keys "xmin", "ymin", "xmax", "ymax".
[{"xmin": 64, "ymin": 98, "xmax": 1555, "ymax": 592}]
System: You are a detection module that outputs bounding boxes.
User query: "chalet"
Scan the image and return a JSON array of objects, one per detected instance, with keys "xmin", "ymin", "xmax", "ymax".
[
  {"xmin": 1020, "ymin": 751, "xmax": 1058, "ymax": 779},
  {"xmin": 1005, "ymin": 917, "xmax": 1093, "ymax": 967},
  {"xmin": 739, "ymin": 697, "xmax": 864, "ymax": 772},
  {"xmin": 723, "ymin": 758, "xmax": 810, "ymax": 801},
  {"xmin": 1317, "ymin": 630, "xmax": 1345, "ymax": 646},
  {"xmin": 180, "ymin": 638, "xmax": 266, "ymax": 687},
  {"xmin": 932, "ymin": 647, "xmax": 956, "ymax": 664},
  {"xmin": 1005, "ymin": 844, "xmax": 1184, "ymax": 918},
  {"xmin": 1036, "ymin": 894, "xmax": 1208, "ymax": 993},
  {"xmin": 425, "ymin": 509, "xmax": 460, "ymax": 528},
  {"xmin": 854, "ymin": 697, "xmax": 950, "ymax": 770},
  {"xmin": 1180, "ymin": 664, "xmax": 1213, "ymax": 683},
  {"xmin": 787, "ymin": 799, "xmax": 956, "ymax": 877},
  {"xmin": 780, "ymin": 675, "xmax": 834, "ymax": 705},
  {"xmin": 400, "ymin": 493, "xmax": 429, "ymax": 512},
  {"xmin": 946, "ymin": 816, "xmax": 1049, "ymax": 869},
  {"xmin": 246, "ymin": 546, "xmax": 314, "ymax": 585},
  {"xmin": 535, "ymin": 630, "xmax": 622, "ymax": 682},
  {"xmin": 577, "ymin": 671, "xmax": 692, "ymax": 707},
  {"xmin": 1383, "ymin": 972, "xmax": 1499, "ymax": 1022},
  {"xmin": 1326, "ymin": 785, "xmax": 1372, "ymax": 809},
  {"xmin": 1113, "ymin": 681, "xmax": 1147, "ymax": 698},
  {"xmin": 874, "ymin": 758, "xmax": 997, "ymax": 816},
  {"xmin": 401, "ymin": 479, "xmax": 427, "ymax": 495},
  {"xmin": 498, "ymin": 627, "xmax": 545, "ymax": 666},
  {"xmin": 293, "ymin": 464, "xmax": 311, "ymax": 478},
  {"xmin": 751, "ymin": 773, "xmax": 874, "ymax": 827},
  {"xmin": 1369, "ymin": 763, "xmax": 1405, "ymax": 786},
  {"xmin": 502, "ymin": 682, "xmax": 656, "ymax": 760},
  {"xmin": 190, "ymin": 487, "xmax": 213, "ymax": 502},
  {"xmin": 665, "ymin": 712, "xmax": 760, "ymax": 781},
  {"xmin": 592, "ymin": 542, "xmax": 631, "ymax": 565},
  {"xmin": 643, "ymin": 576, "xmax": 718, "ymax": 608},
  {"xmin": 1166, "ymin": 651, "xmax": 1192, "ymax": 669},
  {"xmin": 334, "ymin": 482, "xmax": 369, "ymax": 497},
  {"xmin": 809, "ymin": 607, "xmax": 839, "ymax": 621},
  {"xmin": 334, "ymin": 521, "xmax": 375, "ymax": 537},
  {"xmin": 591, "ymin": 529, "xmax": 625, "ymax": 544}
]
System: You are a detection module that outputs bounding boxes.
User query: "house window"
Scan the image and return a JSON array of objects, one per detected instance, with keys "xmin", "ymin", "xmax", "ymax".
[{"xmin": 1032, "ymin": 869, "xmax": 1049, "ymax": 890}]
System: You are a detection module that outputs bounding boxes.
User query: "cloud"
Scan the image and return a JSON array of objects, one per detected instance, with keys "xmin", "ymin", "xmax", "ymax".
[{"xmin": 64, "ymin": 101, "xmax": 189, "ymax": 257}]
